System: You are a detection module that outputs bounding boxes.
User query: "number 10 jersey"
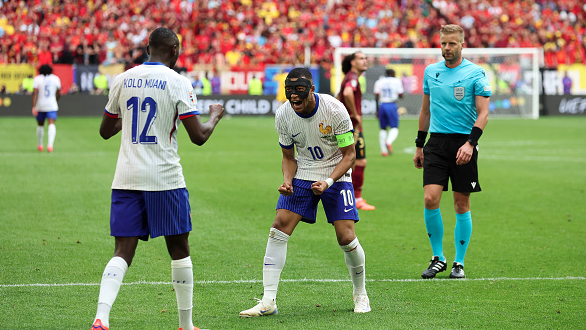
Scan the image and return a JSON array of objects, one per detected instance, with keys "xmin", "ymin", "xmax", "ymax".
[{"xmin": 275, "ymin": 93, "xmax": 354, "ymax": 183}]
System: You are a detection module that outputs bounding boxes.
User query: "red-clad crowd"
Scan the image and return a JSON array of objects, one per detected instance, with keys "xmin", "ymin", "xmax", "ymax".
[{"xmin": 1, "ymin": 0, "xmax": 584, "ymax": 70}]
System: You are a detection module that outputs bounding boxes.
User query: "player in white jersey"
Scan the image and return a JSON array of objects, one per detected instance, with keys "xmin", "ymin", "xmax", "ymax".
[
  {"xmin": 32, "ymin": 65, "xmax": 61, "ymax": 152},
  {"xmin": 373, "ymin": 68, "xmax": 404, "ymax": 156},
  {"xmin": 239, "ymin": 68, "xmax": 370, "ymax": 318},
  {"xmin": 92, "ymin": 27, "xmax": 224, "ymax": 330}
]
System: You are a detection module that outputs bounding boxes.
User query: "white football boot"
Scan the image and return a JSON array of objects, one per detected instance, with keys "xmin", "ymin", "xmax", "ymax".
[
  {"xmin": 353, "ymin": 294, "xmax": 371, "ymax": 313},
  {"xmin": 239, "ymin": 298, "xmax": 278, "ymax": 318}
]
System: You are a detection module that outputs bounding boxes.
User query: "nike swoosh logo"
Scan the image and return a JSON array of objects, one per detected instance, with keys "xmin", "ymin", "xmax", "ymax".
[
  {"xmin": 292, "ymin": 132, "xmax": 301, "ymax": 137},
  {"xmin": 264, "ymin": 263, "xmax": 275, "ymax": 266},
  {"xmin": 344, "ymin": 208, "xmax": 353, "ymax": 212},
  {"xmin": 355, "ymin": 270, "xmax": 364, "ymax": 275}
]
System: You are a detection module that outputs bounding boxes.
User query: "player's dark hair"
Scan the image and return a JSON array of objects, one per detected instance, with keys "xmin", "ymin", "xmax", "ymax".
[
  {"xmin": 39, "ymin": 65, "xmax": 53, "ymax": 76},
  {"xmin": 342, "ymin": 52, "xmax": 359, "ymax": 74},
  {"xmin": 386, "ymin": 68, "xmax": 395, "ymax": 77},
  {"xmin": 287, "ymin": 67, "xmax": 313, "ymax": 82},
  {"xmin": 149, "ymin": 27, "xmax": 179, "ymax": 50}
]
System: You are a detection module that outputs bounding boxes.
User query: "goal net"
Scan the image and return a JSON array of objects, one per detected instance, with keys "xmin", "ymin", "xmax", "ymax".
[{"xmin": 333, "ymin": 47, "xmax": 542, "ymax": 119}]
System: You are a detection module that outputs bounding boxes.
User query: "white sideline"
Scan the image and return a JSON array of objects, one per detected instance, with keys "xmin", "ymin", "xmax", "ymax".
[{"xmin": 1, "ymin": 276, "xmax": 584, "ymax": 288}]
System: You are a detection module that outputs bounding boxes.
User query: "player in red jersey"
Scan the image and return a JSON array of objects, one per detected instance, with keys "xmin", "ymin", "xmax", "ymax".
[{"xmin": 337, "ymin": 52, "xmax": 375, "ymax": 210}]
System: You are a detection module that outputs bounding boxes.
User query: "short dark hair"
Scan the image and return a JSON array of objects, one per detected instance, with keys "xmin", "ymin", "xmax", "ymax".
[
  {"xmin": 342, "ymin": 52, "xmax": 360, "ymax": 74},
  {"xmin": 286, "ymin": 67, "xmax": 313, "ymax": 82},
  {"xmin": 148, "ymin": 27, "xmax": 179, "ymax": 50},
  {"xmin": 39, "ymin": 65, "xmax": 53, "ymax": 76},
  {"xmin": 386, "ymin": 68, "xmax": 395, "ymax": 77}
]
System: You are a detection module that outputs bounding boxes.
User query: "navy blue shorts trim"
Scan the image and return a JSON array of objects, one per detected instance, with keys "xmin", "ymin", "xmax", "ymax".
[
  {"xmin": 110, "ymin": 188, "xmax": 192, "ymax": 240},
  {"xmin": 276, "ymin": 179, "xmax": 359, "ymax": 224},
  {"xmin": 378, "ymin": 103, "xmax": 399, "ymax": 129},
  {"xmin": 36, "ymin": 111, "xmax": 58, "ymax": 122}
]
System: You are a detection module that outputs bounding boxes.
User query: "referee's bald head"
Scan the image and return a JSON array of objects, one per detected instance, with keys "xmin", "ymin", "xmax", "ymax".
[{"xmin": 148, "ymin": 27, "xmax": 179, "ymax": 52}]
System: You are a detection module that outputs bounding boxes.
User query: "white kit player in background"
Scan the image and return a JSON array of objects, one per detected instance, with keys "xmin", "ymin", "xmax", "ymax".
[
  {"xmin": 92, "ymin": 27, "xmax": 223, "ymax": 330},
  {"xmin": 239, "ymin": 67, "xmax": 370, "ymax": 318},
  {"xmin": 373, "ymin": 68, "xmax": 404, "ymax": 156},
  {"xmin": 32, "ymin": 64, "xmax": 61, "ymax": 152}
]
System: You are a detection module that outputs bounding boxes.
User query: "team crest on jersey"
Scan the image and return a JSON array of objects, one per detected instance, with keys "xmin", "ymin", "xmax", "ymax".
[
  {"xmin": 454, "ymin": 87, "xmax": 465, "ymax": 101},
  {"xmin": 319, "ymin": 121, "xmax": 335, "ymax": 141},
  {"xmin": 350, "ymin": 79, "xmax": 357, "ymax": 88}
]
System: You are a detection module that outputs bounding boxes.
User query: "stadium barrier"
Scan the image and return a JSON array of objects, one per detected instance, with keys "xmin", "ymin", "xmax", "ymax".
[{"xmin": 0, "ymin": 94, "xmax": 583, "ymax": 117}]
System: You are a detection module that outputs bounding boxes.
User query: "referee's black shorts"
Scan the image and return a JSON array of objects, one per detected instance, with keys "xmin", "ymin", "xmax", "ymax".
[{"xmin": 423, "ymin": 133, "xmax": 481, "ymax": 193}]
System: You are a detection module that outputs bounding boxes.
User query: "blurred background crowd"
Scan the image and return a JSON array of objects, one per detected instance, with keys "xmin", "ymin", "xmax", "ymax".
[{"xmin": 1, "ymin": 0, "xmax": 585, "ymax": 71}]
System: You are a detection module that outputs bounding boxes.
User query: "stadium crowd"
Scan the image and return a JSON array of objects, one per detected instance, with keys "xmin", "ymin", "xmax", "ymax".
[{"xmin": 0, "ymin": 0, "xmax": 585, "ymax": 70}]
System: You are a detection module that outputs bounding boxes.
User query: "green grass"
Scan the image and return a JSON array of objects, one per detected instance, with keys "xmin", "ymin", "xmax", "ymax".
[{"xmin": 0, "ymin": 116, "xmax": 585, "ymax": 329}]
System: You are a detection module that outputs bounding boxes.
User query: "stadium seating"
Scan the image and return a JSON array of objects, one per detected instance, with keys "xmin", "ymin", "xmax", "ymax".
[{"xmin": 0, "ymin": 0, "xmax": 584, "ymax": 68}]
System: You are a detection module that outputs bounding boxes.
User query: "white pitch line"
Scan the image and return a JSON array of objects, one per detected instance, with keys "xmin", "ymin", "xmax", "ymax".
[{"xmin": 1, "ymin": 276, "xmax": 584, "ymax": 288}]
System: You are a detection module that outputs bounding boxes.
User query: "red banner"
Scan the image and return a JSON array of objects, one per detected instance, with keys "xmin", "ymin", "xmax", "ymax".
[
  {"xmin": 52, "ymin": 64, "xmax": 74, "ymax": 95},
  {"xmin": 222, "ymin": 66, "xmax": 265, "ymax": 95}
]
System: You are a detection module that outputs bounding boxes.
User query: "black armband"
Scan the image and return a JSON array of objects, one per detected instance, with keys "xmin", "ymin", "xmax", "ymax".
[
  {"xmin": 415, "ymin": 130, "xmax": 428, "ymax": 148},
  {"xmin": 467, "ymin": 126, "xmax": 483, "ymax": 146}
]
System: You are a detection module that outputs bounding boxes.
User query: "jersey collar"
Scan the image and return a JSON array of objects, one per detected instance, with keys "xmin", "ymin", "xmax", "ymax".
[
  {"xmin": 295, "ymin": 93, "xmax": 320, "ymax": 118},
  {"xmin": 142, "ymin": 62, "xmax": 166, "ymax": 66}
]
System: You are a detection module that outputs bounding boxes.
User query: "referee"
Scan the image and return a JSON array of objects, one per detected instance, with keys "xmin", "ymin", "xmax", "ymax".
[{"xmin": 413, "ymin": 24, "xmax": 491, "ymax": 279}]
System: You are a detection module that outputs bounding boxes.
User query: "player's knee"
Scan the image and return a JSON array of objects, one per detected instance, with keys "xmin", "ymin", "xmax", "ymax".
[
  {"xmin": 337, "ymin": 235, "xmax": 356, "ymax": 246},
  {"xmin": 271, "ymin": 219, "xmax": 292, "ymax": 235},
  {"xmin": 454, "ymin": 200, "xmax": 470, "ymax": 214},
  {"xmin": 423, "ymin": 194, "xmax": 440, "ymax": 209}
]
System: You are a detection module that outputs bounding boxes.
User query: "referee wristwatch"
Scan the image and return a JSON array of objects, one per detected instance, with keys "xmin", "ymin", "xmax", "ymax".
[{"xmin": 466, "ymin": 138, "xmax": 478, "ymax": 147}]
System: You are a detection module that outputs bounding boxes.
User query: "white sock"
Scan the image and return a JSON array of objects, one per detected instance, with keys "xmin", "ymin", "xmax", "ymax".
[
  {"xmin": 47, "ymin": 123, "xmax": 56, "ymax": 147},
  {"xmin": 262, "ymin": 227, "xmax": 289, "ymax": 305},
  {"xmin": 36, "ymin": 126, "xmax": 44, "ymax": 146},
  {"xmin": 172, "ymin": 256, "xmax": 194, "ymax": 330},
  {"xmin": 387, "ymin": 127, "xmax": 399, "ymax": 146},
  {"xmin": 340, "ymin": 237, "xmax": 366, "ymax": 296},
  {"xmin": 379, "ymin": 129, "xmax": 387, "ymax": 153},
  {"xmin": 95, "ymin": 256, "xmax": 128, "ymax": 327}
]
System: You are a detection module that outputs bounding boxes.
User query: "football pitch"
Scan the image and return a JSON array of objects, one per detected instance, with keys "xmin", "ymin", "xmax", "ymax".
[{"xmin": 1, "ymin": 115, "xmax": 585, "ymax": 329}]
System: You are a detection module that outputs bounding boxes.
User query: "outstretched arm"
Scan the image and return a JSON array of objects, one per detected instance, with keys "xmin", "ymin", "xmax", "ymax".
[
  {"xmin": 181, "ymin": 103, "xmax": 225, "ymax": 145},
  {"xmin": 99, "ymin": 113, "xmax": 122, "ymax": 139}
]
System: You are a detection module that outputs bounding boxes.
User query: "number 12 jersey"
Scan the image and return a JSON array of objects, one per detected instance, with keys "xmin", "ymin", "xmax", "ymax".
[{"xmin": 104, "ymin": 62, "xmax": 199, "ymax": 191}]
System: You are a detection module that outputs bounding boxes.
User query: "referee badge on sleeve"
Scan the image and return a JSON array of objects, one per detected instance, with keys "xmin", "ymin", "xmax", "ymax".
[{"xmin": 454, "ymin": 87, "xmax": 465, "ymax": 101}]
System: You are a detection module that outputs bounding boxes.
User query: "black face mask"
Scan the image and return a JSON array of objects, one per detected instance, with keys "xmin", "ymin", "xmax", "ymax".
[{"xmin": 285, "ymin": 78, "xmax": 312, "ymax": 100}]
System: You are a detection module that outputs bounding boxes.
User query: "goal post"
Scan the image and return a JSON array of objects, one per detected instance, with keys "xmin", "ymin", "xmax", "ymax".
[{"xmin": 333, "ymin": 47, "xmax": 542, "ymax": 119}]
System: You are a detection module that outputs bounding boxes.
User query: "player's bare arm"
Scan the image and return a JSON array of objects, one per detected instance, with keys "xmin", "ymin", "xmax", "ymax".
[
  {"xmin": 311, "ymin": 142, "xmax": 356, "ymax": 195},
  {"xmin": 414, "ymin": 94, "xmax": 431, "ymax": 169},
  {"xmin": 182, "ymin": 103, "xmax": 224, "ymax": 145},
  {"xmin": 374, "ymin": 93, "xmax": 380, "ymax": 118},
  {"xmin": 456, "ymin": 95, "xmax": 489, "ymax": 165},
  {"xmin": 99, "ymin": 113, "xmax": 122, "ymax": 139},
  {"xmin": 343, "ymin": 86, "xmax": 361, "ymax": 128},
  {"xmin": 278, "ymin": 146, "xmax": 297, "ymax": 196},
  {"xmin": 32, "ymin": 89, "xmax": 38, "ymax": 116}
]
